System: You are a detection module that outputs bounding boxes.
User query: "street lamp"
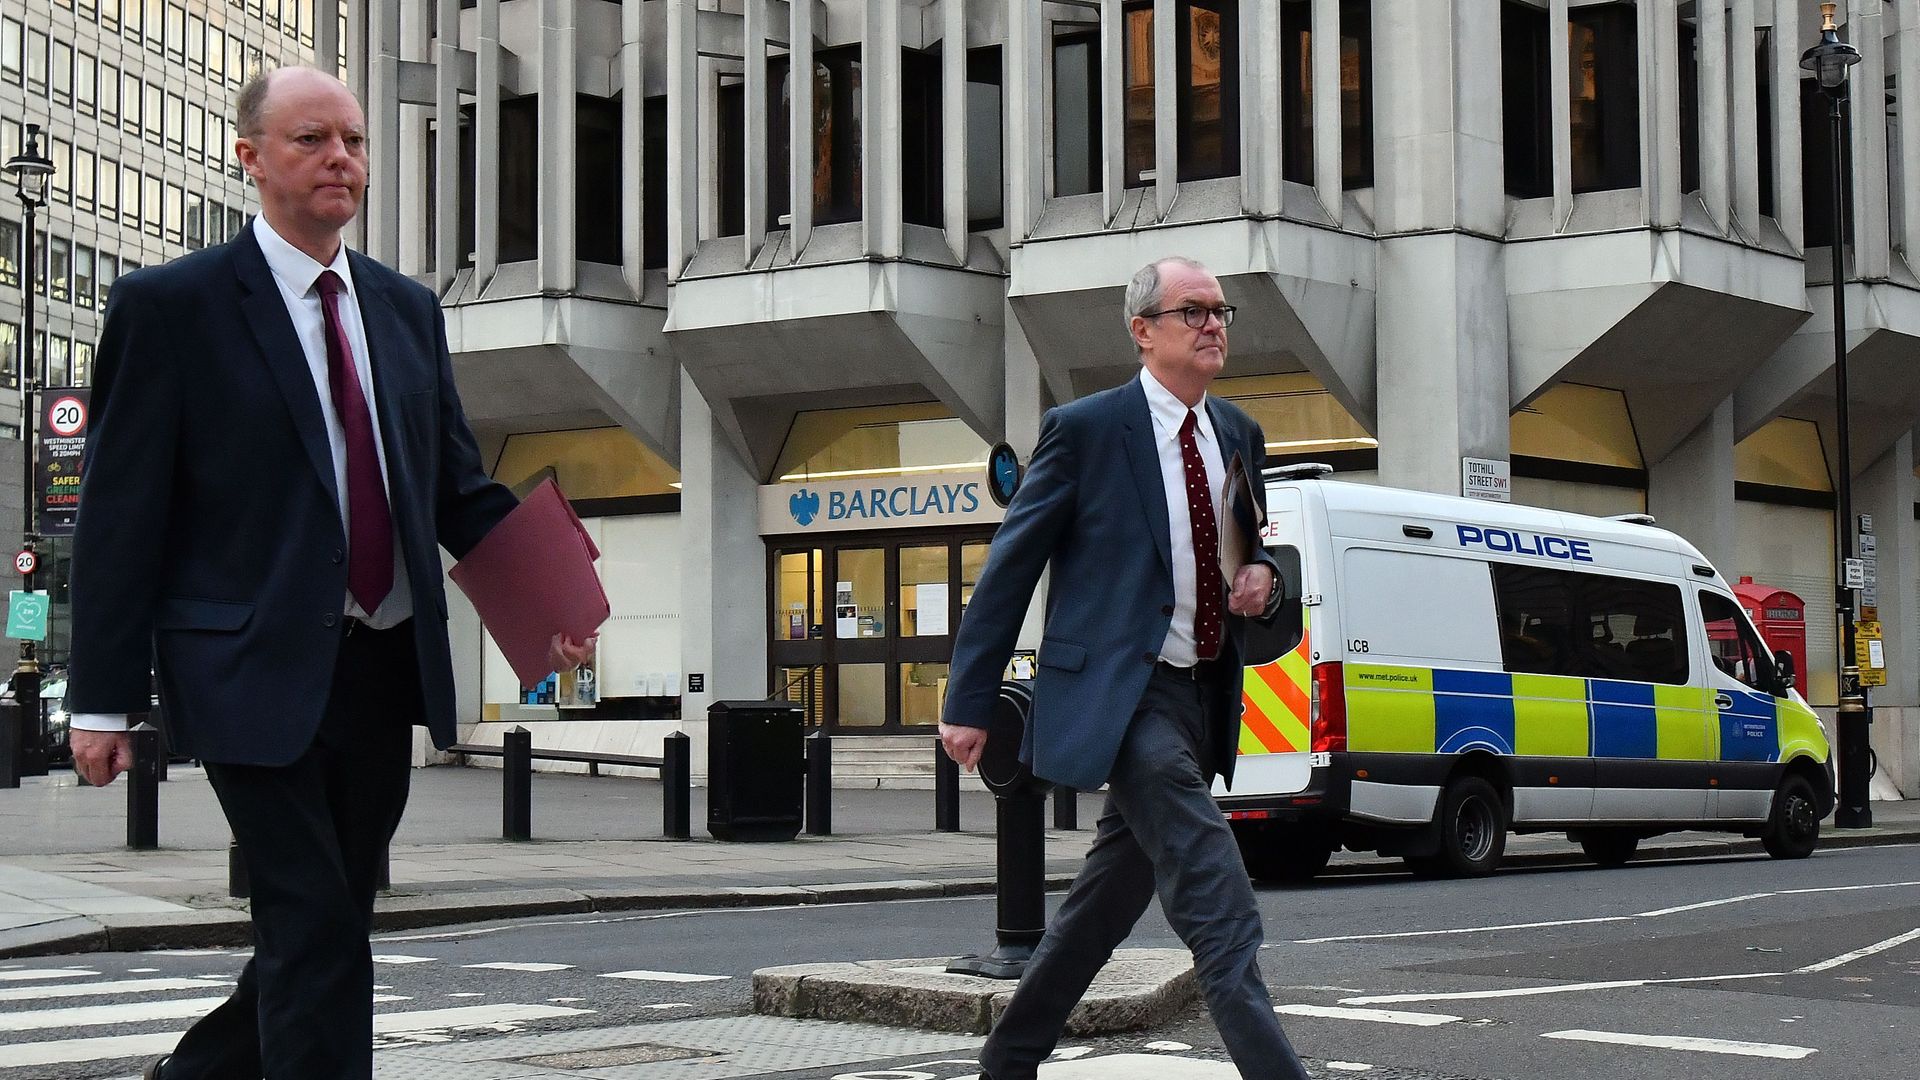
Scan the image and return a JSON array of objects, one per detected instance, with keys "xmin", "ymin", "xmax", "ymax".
[
  {"xmin": 3, "ymin": 123, "xmax": 53, "ymax": 777},
  {"xmin": 1801, "ymin": 3, "xmax": 1872, "ymax": 829}
]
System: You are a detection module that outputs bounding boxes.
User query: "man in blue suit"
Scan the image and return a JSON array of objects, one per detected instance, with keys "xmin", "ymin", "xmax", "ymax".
[
  {"xmin": 63, "ymin": 67, "xmax": 587, "ymax": 1079},
  {"xmin": 940, "ymin": 257, "xmax": 1309, "ymax": 1078}
]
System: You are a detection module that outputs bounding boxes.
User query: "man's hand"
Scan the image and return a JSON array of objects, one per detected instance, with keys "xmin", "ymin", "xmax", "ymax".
[
  {"xmin": 1228, "ymin": 562, "xmax": 1276, "ymax": 616},
  {"xmin": 939, "ymin": 722, "xmax": 987, "ymax": 773},
  {"xmin": 70, "ymin": 730, "xmax": 135, "ymax": 788},
  {"xmin": 549, "ymin": 633, "xmax": 597, "ymax": 673}
]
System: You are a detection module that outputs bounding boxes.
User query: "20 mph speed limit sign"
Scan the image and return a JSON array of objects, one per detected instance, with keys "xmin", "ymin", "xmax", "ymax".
[
  {"xmin": 46, "ymin": 396, "xmax": 87, "ymax": 437},
  {"xmin": 14, "ymin": 551, "xmax": 35, "ymax": 576}
]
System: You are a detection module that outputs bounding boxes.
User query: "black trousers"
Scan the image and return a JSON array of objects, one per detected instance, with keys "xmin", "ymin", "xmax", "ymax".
[
  {"xmin": 165, "ymin": 622, "xmax": 419, "ymax": 1080},
  {"xmin": 979, "ymin": 664, "xmax": 1310, "ymax": 1079}
]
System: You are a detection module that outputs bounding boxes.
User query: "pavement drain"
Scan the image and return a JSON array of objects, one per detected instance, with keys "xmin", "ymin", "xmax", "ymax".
[{"xmin": 517, "ymin": 1043, "xmax": 717, "ymax": 1067}]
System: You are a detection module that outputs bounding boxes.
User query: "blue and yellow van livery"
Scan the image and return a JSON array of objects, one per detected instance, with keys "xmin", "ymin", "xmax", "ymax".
[{"xmin": 1217, "ymin": 472, "xmax": 1835, "ymax": 881}]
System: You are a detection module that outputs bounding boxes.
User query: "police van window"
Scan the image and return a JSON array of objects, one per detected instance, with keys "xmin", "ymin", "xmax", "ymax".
[
  {"xmin": 1491, "ymin": 564, "xmax": 1688, "ymax": 684},
  {"xmin": 1700, "ymin": 591, "xmax": 1780, "ymax": 693}
]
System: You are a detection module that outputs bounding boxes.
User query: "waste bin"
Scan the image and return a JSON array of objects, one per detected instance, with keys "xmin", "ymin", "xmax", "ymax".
[{"xmin": 707, "ymin": 700, "xmax": 804, "ymax": 841}]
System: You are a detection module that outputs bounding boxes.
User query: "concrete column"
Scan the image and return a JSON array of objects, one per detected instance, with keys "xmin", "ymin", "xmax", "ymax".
[
  {"xmin": 399, "ymin": 3, "xmax": 432, "ymax": 278},
  {"xmin": 1005, "ymin": 0, "xmax": 1045, "ymax": 237},
  {"xmin": 940, "ymin": 0, "xmax": 968, "ymax": 262},
  {"xmin": 1152, "ymin": 0, "xmax": 1176, "ymax": 218},
  {"xmin": 1372, "ymin": 0, "xmax": 1505, "ymax": 238},
  {"xmin": 1699, "ymin": 0, "xmax": 1730, "ymax": 230},
  {"xmin": 744, "ymin": 0, "xmax": 768, "ymax": 261},
  {"xmin": 1647, "ymin": 399, "xmax": 1737, "ymax": 571},
  {"xmin": 366, "ymin": 0, "xmax": 403, "ymax": 264},
  {"xmin": 623, "ymin": 0, "xmax": 645, "ymax": 294},
  {"xmin": 476, "ymin": 0, "xmax": 502, "ymax": 283},
  {"xmin": 1772, "ymin": 0, "xmax": 1804, "ymax": 246},
  {"xmin": 862, "ymin": 0, "xmax": 902, "ymax": 259},
  {"xmin": 1549, "ymin": 0, "xmax": 1572, "ymax": 229},
  {"xmin": 1640, "ymin": 0, "xmax": 1683, "ymax": 228},
  {"xmin": 1899, "ymin": 0, "xmax": 1920, "ymax": 261},
  {"xmin": 667, "ymin": 0, "xmax": 699, "ymax": 275},
  {"xmin": 1856, "ymin": 433, "xmax": 1917, "ymax": 797},
  {"xmin": 678, "ymin": 369, "xmax": 768, "ymax": 777},
  {"xmin": 1730, "ymin": 0, "xmax": 1761, "ymax": 238},
  {"xmin": 1375, "ymin": 234, "xmax": 1510, "ymax": 494},
  {"xmin": 1241, "ymin": 0, "xmax": 1282, "ymax": 216},
  {"xmin": 1850, "ymin": 0, "xmax": 1893, "ymax": 279},
  {"xmin": 787, "ymin": 0, "xmax": 814, "ymax": 258},
  {"xmin": 1099, "ymin": 0, "xmax": 1124, "ymax": 224},
  {"xmin": 538, "ymin": 0, "xmax": 578, "ymax": 293},
  {"xmin": 316, "ymin": 0, "xmax": 342, "ymax": 78},
  {"xmin": 1311, "ymin": 0, "xmax": 1342, "ymax": 224},
  {"xmin": 432, "ymin": 0, "xmax": 461, "ymax": 293}
]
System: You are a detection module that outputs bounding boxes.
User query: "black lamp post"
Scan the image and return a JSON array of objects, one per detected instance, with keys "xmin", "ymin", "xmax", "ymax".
[
  {"xmin": 3, "ymin": 123, "xmax": 53, "ymax": 777},
  {"xmin": 1801, "ymin": 3, "xmax": 1872, "ymax": 828}
]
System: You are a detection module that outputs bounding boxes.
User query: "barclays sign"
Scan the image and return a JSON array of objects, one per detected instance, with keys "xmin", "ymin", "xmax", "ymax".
[{"xmin": 761, "ymin": 475, "xmax": 1004, "ymax": 535}]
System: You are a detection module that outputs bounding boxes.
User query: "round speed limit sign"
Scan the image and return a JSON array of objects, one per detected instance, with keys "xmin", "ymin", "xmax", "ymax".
[
  {"xmin": 46, "ymin": 396, "xmax": 87, "ymax": 438},
  {"xmin": 14, "ymin": 550, "xmax": 35, "ymax": 575}
]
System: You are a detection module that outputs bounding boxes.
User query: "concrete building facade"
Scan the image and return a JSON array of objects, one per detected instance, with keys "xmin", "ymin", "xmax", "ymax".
[{"xmin": 330, "ymin": 0, "xmax": 1920, "ymax": 798}]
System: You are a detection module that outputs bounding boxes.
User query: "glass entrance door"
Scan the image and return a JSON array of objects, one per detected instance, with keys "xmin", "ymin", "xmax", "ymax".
[{"xmin": 768, "ymin": 530, "xmax": 992, "ymax": 733}]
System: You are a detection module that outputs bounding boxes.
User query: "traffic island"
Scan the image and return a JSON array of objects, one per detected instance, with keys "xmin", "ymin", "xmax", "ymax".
[{"xmin": 752, "ymin": 948, "xmax": 1196, "ymax": 1035}]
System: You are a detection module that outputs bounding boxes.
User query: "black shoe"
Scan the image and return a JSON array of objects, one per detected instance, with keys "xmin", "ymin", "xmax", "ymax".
[{"xmin": 142, "ymin": 1055, "xmax": 169, "ymax": 1080}]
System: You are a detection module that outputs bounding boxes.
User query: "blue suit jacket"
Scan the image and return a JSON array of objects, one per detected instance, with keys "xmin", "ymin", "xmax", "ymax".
[
  {"xmin": 943, "ymin": 377, "xmax": 1277, "ymax": 792},
  {"xmin": 66, "ymin": 224, "xmax": 516, "ymax": 766}
]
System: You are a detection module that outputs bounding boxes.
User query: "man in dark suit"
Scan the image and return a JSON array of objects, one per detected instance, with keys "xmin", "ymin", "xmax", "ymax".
[
  {"xmin": 64, "ymin": 67, "xmax": 588, "ymax": 1079},
  {"xmin": 940, "ymin": 257, "xmax": 1310, "ymax": 1079}
]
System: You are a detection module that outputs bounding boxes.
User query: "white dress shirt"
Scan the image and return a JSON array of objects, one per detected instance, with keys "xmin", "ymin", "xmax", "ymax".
[
  {"xmin": 1141, "ymin": 368, "xmax": 1226, "ymax": 667},
  {"xmin": 71, "ymin": 218, "xmax": 411, "ymax": 734}
]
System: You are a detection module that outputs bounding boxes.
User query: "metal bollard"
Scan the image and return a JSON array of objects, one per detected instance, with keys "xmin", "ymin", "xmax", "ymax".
[
  {"xmin": 935, "ymin": 741, "xmax": 960, "ymax": 832},
  {"xmin": 377, "ymin": 843, "xmax": 392, "ymax": 892},
  {"xmin": 804, "ymin": 731, "xmax": 832, "ymax": 836},
  {"xmin": 0, "ymin": 702, "xmax": 20, "ymax": 789},
  {"xmin": 502, "ymin": 726, "xmax": 532, "ymax": 841},
  {"xmin": 126, "ymin": 723, "xmax": 161, "ymax": 850},
  {"xmin": 662, "ymin": 731, "xmax": 691, "ymax": 839},
  {"xmin": 947, "ymin": 789, "xmax": 1048, "ymax": 978},
  {"xmin": 227, "ymin": 837, "xmax": 250, "ymax": 899},
  {"xmin": 1052, "ymin": 785, "xmax": 1078, "ymax": 830}
]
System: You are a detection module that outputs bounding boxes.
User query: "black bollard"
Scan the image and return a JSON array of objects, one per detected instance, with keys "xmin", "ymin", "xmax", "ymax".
[
  {"xmin": 1052, "ymin": 785, "xmax": 1078, "ymax": 830},
  {"xmin": 227, "ymin": 837, "xmax": 250, "ymax": 899},
  {"xmin": 662, "ymin": 731, "xmax": 690, "ymax": 839},
  {"xmin": 377, "ymin": 843, "xmax": 392, "ymax": 891},
  {"xmin": 0, "ymin": 702, "xmax": 20, "ymax": 789},
  {"xmin": 949, "ymin": 680, "xmax": 1047, "ymax": 979},
  {"xmin": 935, "ymin": 741, "xmax": 960, "ymax": 832},
  {"xmin": 804, "ymin": 731, "xmax": 832, "ymax": 836},
  {"xmin": 126, "ymin": 722, "xmax": 161, "ymax": 850},
  {"xmin": 502, "ymin": 726, "xmax": 532, "ymax": 841}
]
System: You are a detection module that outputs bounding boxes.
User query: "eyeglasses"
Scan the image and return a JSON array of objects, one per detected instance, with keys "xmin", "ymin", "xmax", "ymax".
[{"xmin": 1139, "ymin": 304, "xmax": 1236, "ymax": 329}]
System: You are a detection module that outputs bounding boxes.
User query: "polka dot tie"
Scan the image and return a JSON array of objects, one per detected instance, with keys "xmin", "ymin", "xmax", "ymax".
[{"xmin": 1180, "ymin": 410, "xmax": 1225, "ymax": 661}]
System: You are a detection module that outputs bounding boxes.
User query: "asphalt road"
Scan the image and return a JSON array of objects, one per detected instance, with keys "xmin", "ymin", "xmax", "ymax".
[{"xmin": 1, "ymin": 842, "xmax": 1914, "ymax": 1078}]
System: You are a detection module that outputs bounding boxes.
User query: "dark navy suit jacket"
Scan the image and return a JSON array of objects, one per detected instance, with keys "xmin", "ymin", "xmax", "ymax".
[
  {"xmin": 943, "ymin": 376, "xmax": 1278, "ymax": 792},
  {"xmin": 66, "ymin": 223, "xmax": 516, "ymax": 766}
]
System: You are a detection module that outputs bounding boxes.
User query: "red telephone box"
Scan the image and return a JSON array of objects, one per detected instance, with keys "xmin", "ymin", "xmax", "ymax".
[{"xmin": 1732, "ymin": 576, "xmax": 1807, "ymax": 683}]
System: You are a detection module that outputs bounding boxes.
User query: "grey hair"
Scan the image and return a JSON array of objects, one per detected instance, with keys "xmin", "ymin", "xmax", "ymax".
[
  {"xmin": 236, "ymin": 65, "xmax": 354, "ymax": 140},
  {"xmin": 1123, "ymin": 256, "xmax": 1212, "ymax": 347}
]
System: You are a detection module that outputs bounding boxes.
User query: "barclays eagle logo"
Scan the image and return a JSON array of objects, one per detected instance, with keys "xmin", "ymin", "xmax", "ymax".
[{"xmin": 789, "ymin": 488, "xmax": 822, "ymax": 527}]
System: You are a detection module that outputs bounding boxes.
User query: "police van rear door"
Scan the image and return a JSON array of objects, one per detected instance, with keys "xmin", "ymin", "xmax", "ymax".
[{"xmin": 1215, "ymin": 486, "xmax": 1314, "ymax": 797}]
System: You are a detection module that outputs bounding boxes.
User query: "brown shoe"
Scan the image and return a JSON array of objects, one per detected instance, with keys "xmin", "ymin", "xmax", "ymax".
[{"xmin": 141, "ymin": 1056, "xmax": 169, "ymax": 1080}]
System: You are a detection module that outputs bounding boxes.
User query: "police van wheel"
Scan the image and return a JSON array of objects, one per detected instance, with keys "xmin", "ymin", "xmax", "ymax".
[
  {"xmin": 1762, "ymin": 775, "xmax": 1821, "ymax": 860},
  {"xmin": 1424, "ymin": 776, "xmax": 1507, "ymax": 877},
  {"xmin": 1574, "ymin": 829, "xmax": 1639, "ymax": 868}
]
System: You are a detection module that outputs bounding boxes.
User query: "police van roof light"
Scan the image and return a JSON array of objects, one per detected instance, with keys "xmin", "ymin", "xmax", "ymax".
[
  {"xmin": 1609, "ymin": 513, "xmax": 1658, "ymax": 526},
  {"xmin": 1266, "ymin": 463, "xmax": 1335, "ymax": 482}
]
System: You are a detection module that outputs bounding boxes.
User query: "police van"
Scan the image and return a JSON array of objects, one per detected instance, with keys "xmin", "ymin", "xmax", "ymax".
[{"xmin": 1220, "ymin": 466, "xmax": 1835, "ymax": 881}]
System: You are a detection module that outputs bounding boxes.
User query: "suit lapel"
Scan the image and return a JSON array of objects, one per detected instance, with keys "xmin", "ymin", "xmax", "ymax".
[
  {"xmin": 1119, "ymin": 378, "xmax": 1174, "ymax": 576},
  {"xmin": 233, "ymin": 227, "xmax": 340, "ymax": 511}
]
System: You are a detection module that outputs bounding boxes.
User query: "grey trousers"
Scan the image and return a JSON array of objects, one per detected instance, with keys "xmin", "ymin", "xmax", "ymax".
[{"xmin": 979, "ymin": 665, "xmax": 1310, "ymax": 1079}]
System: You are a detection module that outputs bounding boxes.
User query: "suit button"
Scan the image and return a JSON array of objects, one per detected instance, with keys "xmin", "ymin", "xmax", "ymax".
[
  {"xmin": 1142, "ymin": 651, "xmax": 1156, "ymax": 664},
  {"xmin": 331, "ymin": 549, "xmax": 344, "ymax": 565},
  {"xmin": 1161, "ymin": 604, "xmax": 1174, "ymax": 616},
  {"xmin": 323, "ymin": 612, "xmax": 338, "ymax": 628}
]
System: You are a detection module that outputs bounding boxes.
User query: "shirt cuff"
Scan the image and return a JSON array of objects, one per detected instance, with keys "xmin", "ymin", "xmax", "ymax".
[{"xmin": 70, "ymin": 713, "xmax": 131, "ymax": 733}]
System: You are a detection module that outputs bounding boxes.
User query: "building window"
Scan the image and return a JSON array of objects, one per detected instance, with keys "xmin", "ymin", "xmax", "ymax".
[
  {"xmin": 0, "ymin": 321, "xmax": 15, "ymax": 389},
  {"xmin": 49, "ymin": 335, "xmax": 70, "ymax": 388},
  {"xmin": 901, "ymin": 47, "xmax": 942, "ymax": 229},
  {"xmin": 1502, "ymin": 1, "xmax": 1551, "ymax": 198},
  {"xmin": 166, "ymin": 182, "xmax": 184, "ymax": 244},
  {"xmin": 187, "ymin": 14, "xmax": 205, "ymax": 71},
  {"xmin": 146, "ymin": 0, "xmax": 165, "ymax": 53},
  {"xmin": 717, "ymin": 80, "xmax": 745, "ymax": 238},
  {"xmin": 645, "ymin": 95, "xmax": 668, "ymax": 266},
  {"xmin": 187, "ymin": 103, "xmax": 204, "ymax": 164},
  {"xmin": 26, "ymin": 29, "xmax": 48, "ymax": 94},
  {"xmin": 76, "ymin": 52, "xmax": 95, "ymax": 116},
  {"xmin": 166, "ymin": 4, "xmax": 186, "ymax": 62},
  {"xmin": 95, "ymin": 252, "xmax": 115, "ymax": 309},
  {"xmin": 99, "ymin": 159, "xmax": 118, "ymax": 222},
  {"xmin": 123, "ymin": 164, "xmax": 140, "ymax": 229},
  {"xmin": 52, "ymin": 41, "xmax": 72, "ymax": 106},
  {"xmin": 123, "ymin": 71, "xmax": 142, "ymax": 135},
  {"xmin": 32, "ymin": 231, "xmax": 45, "ymax": 295},
  {"xmin": 146, "ymin": 83, "xmax": 164, "ymax": 146},
  {"xmin": 1568, "ymin": 2, "xmax": 1640, "ymax": 193},
  {"xmin": 207, "ymin": 200, "xmax": 226, "ymax": 245},
  {"xmin": 49, "ymin": 139, "xmax": 71, "ymax": 204},
  {"xmin": 228, "ymin": 36, "xmax": 244, "ymax": 87},
  {"xmin": 185, "ymin": 191, "xmax": 203, "ymax": 250},
  {"xmin": 75, "ymin": 245, "xmax": 94, "ymax": 309},
  {"xmin": 102, "ymin": 0, "xmax": 118, "ymax": 32},
  {"xmin": 768, "ymin": 44, "xmax": 864, "ymax": 229},
  {"xmin": 0, "ymin": 19, "xmax": 19, "ymax": 87},
  {"xmin": 1280, "ymin": 0, "xmax": 1372, "ymax": 188},
  {"xmin": 499, "ymin": 95, "xmax": 539, "ymax": 263},
  {"xmin": 100, "ymin": 62, "xmax": 118, "ymax": 124},
  {"xmin": 209, "ymin": 24, "xmax": 224, "ymax": 83},
  {"xmin": 0, "ymin": 218, "xmax": 17, "ymax": 287},
  {"xmin": 74, "ymin": 148, "xmax": 95, "ymax": 212},
  {"xmin": 75, "ymin": 341, "xmax": 93, "ymax": 387},
  {"xmin": 49, "ymin": 236, "xmax": 70, "ymax": 304},
  {"xmin": 967, "ymin": 47, "xmax": 1004, "ymax": 229},
  {"xmin": 1757, "ymin": 27, "xmax": 1775, "ymax": 218},
  {"xmin": 577, "ymin": 94, "xmax": 622, "ymax": 265},
  {"xmin": 144, "ymin": 173, "xmax": 162, "ymax": 238},
  {"xmin": 1802, "ymin": 77, "xmax": 1853, "ymax": 248},
  {"xmin": 1123, "ymin": 0, "xmax": 1242, "ymax": 186},
  {"xmin": 1053, "ymin": 27, "xmax": 1102, "ymax": 197},
  {"xmin": 124, "ymin": 0, "xmax": 141, "ymax": 40},
  {"xmin": 166, "ymin": 92, "xmax": 185, "ymax": 154}
]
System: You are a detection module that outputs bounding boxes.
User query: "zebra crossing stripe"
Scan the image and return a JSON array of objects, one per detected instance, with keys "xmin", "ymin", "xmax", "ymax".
[
  {"xmin": 602, "ymin": 969, "xmax": 730, "ymax": 983},
  {"xmin": 0, "ymin": 1030, "xmax": 183, "ymax": 1069},
  {"xmin": 0, "ymin": 978, "xmax": 227, "ymax": 1003},
  {"xmin": 0, "ymin": 969, "xmax": 97, "ymax": 983},
  {"xmin": 0, "ymin": 997, "xmax": 227, "ymax": 1033},
  {"xmin": 463, "ymin": 962, "xmax": 574, "ymax": 973},
  {"xmin": 372, "ymin": 1003, "xmax": 591, "ymax": 1032},
  {"xmin": 1541, "ymin": 1029, "xmax": 1817, "ymax": 1059}
]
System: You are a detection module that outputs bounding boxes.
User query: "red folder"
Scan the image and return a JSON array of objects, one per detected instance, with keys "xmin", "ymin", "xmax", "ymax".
[{"xmin": 449, "ymin": 478, "xmax": 610, "ymax": 689}]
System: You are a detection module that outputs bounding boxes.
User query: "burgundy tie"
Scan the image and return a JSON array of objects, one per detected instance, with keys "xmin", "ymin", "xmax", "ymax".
[
  {"xmin": 315, "ymin": 270, "xmax": 394, "ymax": 615},
  {"xmin": 1180, "ymin": 410, "xmax": 1225, "ymax": 661}
]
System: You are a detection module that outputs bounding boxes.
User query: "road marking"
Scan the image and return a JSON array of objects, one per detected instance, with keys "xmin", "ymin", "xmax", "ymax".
[
  {"xmin": 372, "ymin": 954, "xmax": 438, "ymax": 965},
  {"xmin": 373, "ymin": 994, "xmax": 411, "ymax": 1003},
  {"xmin": 1326, "ymin": 1065, "xmax": 1375, "ymax": 1073},
  {"xmin": 371, "ymin": 1003, "xmax": 590, "ymax": 1032},
  {"xmin": 644, "ymin": 1002, "xmax": 694, "ymax": 1010},
  {"xmin": 1793, "ymin": 927, "xmax": 1920, "ymax": 973},
  {"xmin": 1343, "ymin": 970, "xmax": 1786, "ymax": 1005},
  {"xmin": 1634, "ymin": 893, "xmax": 1774, "ymax": 917},
  {"xmin": 1541, "ymin": 1030, "xmax": 1817, "ymax": 1059},
  {"xmin": 601, "ymin": 969, "xmax": 730, "ymax": 983},
  {"xmin": 0, "ymin": 1031, "xmax": 182, "ymax": 1069},
  {"xmin": 1277, "ymin": 1004, "xmax": 1461, "ymax": 1026},
  {"xmin": 0, "ymin": 997, "xmax": 225, "ymax": 1032},
  {"xmin": 0, "ymin": 968, "xmax": 96, "ymax": 982},
  {"xmin": 463, "ymin": 962, "xmax": 574, "ymax": 973},
  {"xmin": 0, "ymin": 977, "xmax": 229, "ymax": 1003}
]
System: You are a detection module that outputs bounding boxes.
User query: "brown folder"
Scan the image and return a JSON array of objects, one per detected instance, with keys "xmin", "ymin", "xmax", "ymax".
[{"xmin": 449, "ymin": 478, "xmax": 610, "ymax": 689}]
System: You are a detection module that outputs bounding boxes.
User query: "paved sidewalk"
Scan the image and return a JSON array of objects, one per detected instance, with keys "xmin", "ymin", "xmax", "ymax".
[{"xmin": 1, "ymin": 763, "xmax": 1916, "ymax": 958}]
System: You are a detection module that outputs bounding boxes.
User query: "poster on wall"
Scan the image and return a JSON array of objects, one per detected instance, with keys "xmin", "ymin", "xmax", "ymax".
[{"xmin": 835, "ymin": 580, "xmax": 858, "ymax": 638}]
